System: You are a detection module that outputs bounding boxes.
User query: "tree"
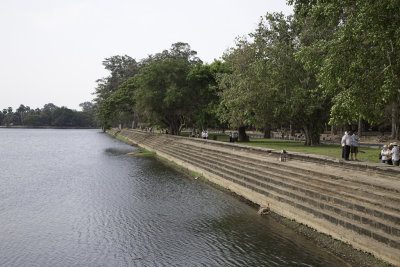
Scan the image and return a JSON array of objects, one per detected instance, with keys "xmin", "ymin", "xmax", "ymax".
[
  {"xmin": 15, "ymin": 104, "xmax": 25, "ymax": 124},
  {"xmin": 133, "ymin": 43, "xmax": 202, "ymax": 135},
  {"xmin": 79, "ymin": 101, "xmax": 95, "ymax": 112},
  {"xmin": 290, "ymin": 0, "xmax": 400, "ymax": 139},
  {"xmin": 217, "ymin": 13, "xmax": 329, "ymax": 145},
  {"xmin": 51, "ymin": 107, "xmax": 75, "ymax": 126},
  {"xmin": 186, "ymin": 60, "xmax": 229, "ymax": 130},
  {"xmin": 99, "ymin": 78, "xmax": 136, "ymax": 130},
  {"xmin": 40, "ymin": 103, "xmax": 58, "ymax": 125},
  {"xmin": 134, "ymin": 58, "xmax": 192, "ymax": 134},
  {"xmin": 23, "ymin": 115, "xmax": 42, "ymax": 126},
  {"xmin": 0, "ymin": 111, "xmax": 4, "ymax": 126},
  {"xmin": 93, "ymin": 55, "xmax": 140, "ymax": 105},
  {"xmin": 216, "ymin": 37, "xmax": 259, "ymax": 141}
]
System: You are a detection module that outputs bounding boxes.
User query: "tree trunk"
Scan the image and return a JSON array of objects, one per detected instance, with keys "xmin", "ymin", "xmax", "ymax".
[
  {"xmin": 358, "ymin": 117, "xmax": 363, "ymax": 137},
  {"xmin": 238, "ymin": 126, "xmax": 249, "ymax": 142},
  {"xmin": 303, "ymin": 124, "xmax": 321, "ymax": 146},
  {"xmin": 330, "ymin": 125, "xmax": 337, "ymax": 135},
  {"xmin": 263, "ymin": 124, "xmax": 271, "ymax": 138},
  {"xmin": 303, "ymin": 127, "xmax": 311, "ymax": 146},
  {"xmin": 131, "ymin": 120, "xmax": 138, "ymax": 129},
  {"xmin": 391, "ymin": 104, "xmax": 399, "ymax": 140},
  {"xmin": 170, "ymin": 125, "xmax": 179, "ymax": 135},
  {"xmin": 290, "ymin": 124, "xmax": 295, "ymax": 137}
]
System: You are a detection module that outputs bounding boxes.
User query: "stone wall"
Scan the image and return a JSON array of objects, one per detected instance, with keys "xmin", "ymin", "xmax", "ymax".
[{"xmin": 112, "ymin": 129, "xmax": 400, "ymax": 266}]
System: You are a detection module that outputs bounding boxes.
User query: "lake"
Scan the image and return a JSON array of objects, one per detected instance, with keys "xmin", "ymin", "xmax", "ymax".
[{"xmin": 0, "ymin": 129, "xmax": 346, "ymax": 266}]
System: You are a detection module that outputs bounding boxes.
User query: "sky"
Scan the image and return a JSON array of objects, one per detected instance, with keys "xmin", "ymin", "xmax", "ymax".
[{"xmin": 0, "ymin": 0, "xmax": 293, "ymax": 111}]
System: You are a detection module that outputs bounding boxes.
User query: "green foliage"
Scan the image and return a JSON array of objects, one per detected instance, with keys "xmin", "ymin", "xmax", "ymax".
[
  {"xmin": 23, "ymin": 115, "xmax": 43, "ymax": 126},
  {"xmin": 216, "ymin": 13, "xmax": 329, "ymax": 145},
  {"xmin": 237, "ymin": 138, "xmax": 380, "ymax": 162},
  {"xmin": 99, "ymin": 78, "xmax": 136, "ymax": 129},
  {"xmin": 186, "ymin": 61, "xmax": 229, "ymax": 129},
  {"xmin": 90, "ymin": 4, "xmax": 400, "ymax": 141},
  {"xmin": 292, "ymin": 0, "xmax": 400, "ymax": 128},
  {"xmin": 1, "ymin": 103, "xmax": 97, "ymax": 127},
  {"xmin": 134, "ymin": 57, "xmax": 192, "ymax": 134}
]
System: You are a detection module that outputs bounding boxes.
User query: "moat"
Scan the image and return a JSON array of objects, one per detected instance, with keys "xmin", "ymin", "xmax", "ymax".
[{"xmin": 0, "ymin": 129, "xmax": 346, "ymax": 266}]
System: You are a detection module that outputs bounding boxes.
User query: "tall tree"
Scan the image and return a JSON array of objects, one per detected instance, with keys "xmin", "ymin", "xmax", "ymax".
[
  {"xmin": 134, "ymin": 58, "xmax": 191, "ymax": 134},
  {"xmin": 218, "ymin": 13, "xmax": 329, "ymax": 144},
  {"xmin": 133, "ymin": 43, "xmax": 202, "ymax": 135},
  {"xmin": 290, "ymin": 0, "xmax": 400, "ymax": 139},
  {"xmin": 99, "ymin": 78, "xmax": 136, "ymax": 130},
  {"xmin": 93, "ymin": 55, "xmax": 140, "ymax": 108},
  {"xmin": 216, "ymin": 37, "xmax": 259, "ymax": 141},
  {"xmin": 186, "ymin": 60, "xmax": 229, "ymax": 130}
]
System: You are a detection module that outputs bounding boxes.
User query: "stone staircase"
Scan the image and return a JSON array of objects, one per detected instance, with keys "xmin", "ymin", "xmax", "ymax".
[{"xmin": 116, "ymin": 129, "xmax": 400, "ymax": 266}]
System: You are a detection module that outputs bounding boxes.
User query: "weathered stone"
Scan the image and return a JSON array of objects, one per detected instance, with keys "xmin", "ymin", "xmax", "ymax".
[{"xmin": 113, "ymin": 129, "xmax": 400, "ymax": 266}]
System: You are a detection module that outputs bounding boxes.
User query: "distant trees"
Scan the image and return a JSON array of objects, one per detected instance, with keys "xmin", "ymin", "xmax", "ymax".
[{"xmin": 0, "ymin": 103, "xmax": 97, "ymax": 127}]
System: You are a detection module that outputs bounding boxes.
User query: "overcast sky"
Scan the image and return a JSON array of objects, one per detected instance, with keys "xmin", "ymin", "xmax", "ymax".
[{"xmin": 0, "ymin": 0, "xmax": 293, "ymax": 111}]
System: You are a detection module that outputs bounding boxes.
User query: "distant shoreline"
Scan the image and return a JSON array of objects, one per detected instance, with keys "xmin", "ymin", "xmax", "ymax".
[{"xmin": 0, "ymin": 126, "xmax": 99, "ymax": 129}]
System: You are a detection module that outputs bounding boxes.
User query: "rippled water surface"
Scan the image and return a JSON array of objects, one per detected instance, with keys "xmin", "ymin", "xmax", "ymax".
[{"xmin": 0, "ymin": 129, "xmax": 346, "ymax": 266}]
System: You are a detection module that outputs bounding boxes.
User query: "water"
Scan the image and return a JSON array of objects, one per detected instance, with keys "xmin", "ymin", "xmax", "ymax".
[{"xmin": 0, "ymin": 129, "xmax": 346, "ymax": 266}]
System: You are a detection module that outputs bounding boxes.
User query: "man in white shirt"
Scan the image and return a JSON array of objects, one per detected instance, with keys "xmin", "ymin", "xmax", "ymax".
[
  {"xmin": 391, "ymin": 142, "xmax": 399, "ymax": 166},
  {"xmin": 341, "ymin": 131, "xmax": 351, "ymax": 161},
  {"xmin": 341, "ymin": 131, "xmax": 347, "ymax": 159}
]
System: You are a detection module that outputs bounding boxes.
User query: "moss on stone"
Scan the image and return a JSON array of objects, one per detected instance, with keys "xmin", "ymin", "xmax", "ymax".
[
  {"xmin": 268, "ymin": 213, "xmax": 394, "ymax": 267},
  {"xmin": 125, "ymin": 151, "xmax": 156, "ymax": 157},
  {"xmin": 116, "ymin": 135, "xmax": 133, "ymax": 145}
]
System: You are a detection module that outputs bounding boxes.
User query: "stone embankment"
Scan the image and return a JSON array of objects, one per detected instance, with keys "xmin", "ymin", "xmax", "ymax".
[{"xmin": 111, "ymin": 129, "xmax": 400, "ymax": 266}]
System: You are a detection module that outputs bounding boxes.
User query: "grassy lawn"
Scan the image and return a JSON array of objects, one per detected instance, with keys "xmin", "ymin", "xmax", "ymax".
[
  {"xmin": 240, "ymin": 138, "xmax": 380, "ymax": 163},
  {"xmin": 181, "ymin": 131, "xmax": 230, "ymax": 142},
  {"xmin": 181, "ymin": 131, "xmax": 380, "ymax": 163}
]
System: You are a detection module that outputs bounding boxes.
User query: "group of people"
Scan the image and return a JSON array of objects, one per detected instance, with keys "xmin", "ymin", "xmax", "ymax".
[
  {"xmin": 201, "ymin": 130, "xmax": 209, "ymax": 139},
  {"xmin": 380, "ymin": 142, "xmax": 399, "ymax": 166},
  {"xmin": 341, "ymin": 131, "xmax": 360, "ymax": 161},
  {"xmin": 189, "ymin": 130, "xmax": 209, "ymax": 139},
  {"xmin": 229, "ymin": 132, "xmax": 238, "ymax": 142}
]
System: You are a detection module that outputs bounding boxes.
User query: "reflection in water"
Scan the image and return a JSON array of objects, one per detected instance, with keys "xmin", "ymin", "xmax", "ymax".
[{"xmin": 0, "ymin": 129, "xmax": 346, "ymax": 266}]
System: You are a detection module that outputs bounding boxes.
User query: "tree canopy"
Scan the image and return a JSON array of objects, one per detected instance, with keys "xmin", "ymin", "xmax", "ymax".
[
  {"xmin": 0, "ymin": 103, "xmax": 97, "ymax": 127},
  {"xmin": 90, "ymin": 2, "xmax": 400, "ymax": 143}
]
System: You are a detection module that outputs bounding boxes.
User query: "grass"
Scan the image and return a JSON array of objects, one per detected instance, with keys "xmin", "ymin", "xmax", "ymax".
[
  {"xmin": 125, "ymin": 150, "xmax": 156, "ymax": 157},
  {"xmin": 180, "ymin": 131, "xmax": 231, "ymax": 142},
  {"xmin": 181, "ymin": 131, "xmax": 380, "ymax": 163},
  {"xmin": 240, "ymin": 138, "xmax": 380, "ymax": 163},
  {"xmin": 116, "ymin": 135, "xmax": 133, "ymax": 145}
]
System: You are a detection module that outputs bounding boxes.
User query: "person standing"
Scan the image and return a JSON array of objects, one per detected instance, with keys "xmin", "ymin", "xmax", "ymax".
[
  {"xmin": 342, "ymin": 131, "xmax": 351, "ymax": 160},
  {"xmin": 350, "ymin": 131, "xmax": 360, "ymax": 160},
  {"xmin": 381, "ymin": 145, "xmax": 390, "ymax": 164},
  {"xmin": 341, "ymin": 131, "xmax": 351, "ymax": 161},
  {"xmin": 390, "ymin": 142, "xmax": 399, "ymax": 166},
  {"xmin": 387, "ymin": 143, "xmax": 394, "ymax": 165},
  {"xmin": 341, "ymin": 131, "xmax": 348, "ymax": 160}
]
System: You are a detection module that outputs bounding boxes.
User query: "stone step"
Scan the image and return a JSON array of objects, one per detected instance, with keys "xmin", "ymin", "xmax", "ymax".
[
  {"xmin": 172, "ymin": 142, "xmax": 400, "ymax": 211},
  {"xmin": 174, "ymin": 147, "xmax": 400, "ymax": 219},
  {"xmin": 141, "ymin": 136, "xmax": 399, "ymax": 210},
  {"xmin": 180, "ymin": 139, "xmax": 400, "ymax": 192},
  {"xmin": 142, "ymin": 135, "xmax": 399, "ymax": 200},
  {"xmin": 117, "ymin": 130, "xmax": 400, "ymax": 265},
  {"xmin": 164, "ymin": 144, "xmax": 400, "ymax": 233},
  {"xmin": 157, "ymin": 145, "xmax": 400, "ymax": 250}
]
